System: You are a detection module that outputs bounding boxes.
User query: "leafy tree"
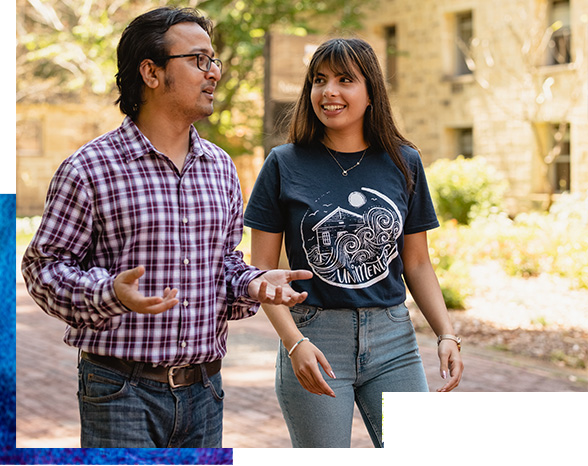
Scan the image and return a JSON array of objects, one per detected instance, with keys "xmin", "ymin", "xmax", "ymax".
[
  {"xmin": 17, "ymin": 0, "xmax": 372, "ymax": 153},
  {"xmin": 16, "ymin": 0, "xmax": 144, "ymax": 102},
  {"xmin": 456, "ymin": 3, "xmax": 585, "ymax": 204}
]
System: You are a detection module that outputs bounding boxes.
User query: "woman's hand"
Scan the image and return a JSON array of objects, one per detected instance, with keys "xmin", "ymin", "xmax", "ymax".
[
  {"xmin": 436, "ymin": 340, "xmax": 464, "ymax": 392},
  {"xmin": 289, "ymin": 340, "xmax": 337, "ymax": 397}
]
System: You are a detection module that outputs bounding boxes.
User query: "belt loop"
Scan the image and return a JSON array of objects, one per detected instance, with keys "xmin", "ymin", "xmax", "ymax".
[
  {"xmin": 200, "ymin": 364, "xmax": 210, "ymax": 388},
  {"xmin": 129, "ymin": 361, "xmax": 144, "ymax": 387}
]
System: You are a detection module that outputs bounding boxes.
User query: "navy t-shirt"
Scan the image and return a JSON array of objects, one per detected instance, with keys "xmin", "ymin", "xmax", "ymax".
[{"xmin": 244, "ymin": 143, "xmax": 439, "ymax": 309}]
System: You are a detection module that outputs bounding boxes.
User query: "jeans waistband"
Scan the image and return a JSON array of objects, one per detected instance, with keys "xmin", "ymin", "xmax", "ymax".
[
  {"xmin": 291, "ymin": 302, "xmax": 406, "ymax": 312},
  {"xmin": 80, "ymin": 351, "xmax": 222, "ymax": 388}
]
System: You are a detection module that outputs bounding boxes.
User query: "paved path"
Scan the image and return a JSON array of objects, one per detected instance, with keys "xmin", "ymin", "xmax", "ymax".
[{"xmin": 15, "ymin": 282, "xmax": 587, "ymax": 449}]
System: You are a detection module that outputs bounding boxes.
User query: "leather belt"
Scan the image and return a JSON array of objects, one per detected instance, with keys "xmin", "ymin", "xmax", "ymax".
[{"xmin": 81, "ymin": 351, "xmax": 222, "ymax": 388}]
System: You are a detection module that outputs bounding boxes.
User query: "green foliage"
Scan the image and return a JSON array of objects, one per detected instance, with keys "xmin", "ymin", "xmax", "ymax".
[
  {"xmin": 17, "ymin": 0, "xmax": 373, "ymax": 154},
  {"xmin": 425, "ymin": 192, "xmax": 588, "ymax": 313},
  {"xmin": 441, "ymin": 193, "xmax": 588, "ymax": 288},
  {"xmin": 437, "ymin": 269, "xmax": 471, "ymax": 310},
  {"xmin": 550, "ymin": 350, "xmax": 586, "ymax": 369},
  {"xmin": 175, "ymin": 0, "xmax": 372, "ymax": 152},
  {"xmin": 16, "ymin": 0, "xmax": 140, "ymax": 99},
  {"xmin": 426, "ymin": 156, "xmax": 507, "ymax": 225},
  {"xmin": 428, "ymin": 221, "xmax": 473, "ymax": 310}
]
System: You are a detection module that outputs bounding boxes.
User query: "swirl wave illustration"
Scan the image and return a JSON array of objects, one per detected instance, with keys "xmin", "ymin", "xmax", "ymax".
[{"xmin": 302, "ymin": 189, "xmax": 403, "ymax": 289}]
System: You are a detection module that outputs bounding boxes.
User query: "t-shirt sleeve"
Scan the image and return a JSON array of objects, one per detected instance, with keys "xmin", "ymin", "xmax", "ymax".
[
  {"xmin": 244, "ymin": 150, "xmax": 285, "ymax": 233},
  {"xmin": 403, "ymin": 149, "xmax": 440, "ymax": 235}
]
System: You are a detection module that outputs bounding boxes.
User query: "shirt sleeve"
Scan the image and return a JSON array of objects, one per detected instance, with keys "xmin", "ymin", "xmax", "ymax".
[
  {"xmin": 222, "ymin": 162, "xmax": 264, "ymax": 320},
  {"xmin": 21, "ymin": 161, "xmax": 128, "ymax": 331},
  {"xmin": 403, "ymin": 149, "xmax": 440, "ymax": 235}
]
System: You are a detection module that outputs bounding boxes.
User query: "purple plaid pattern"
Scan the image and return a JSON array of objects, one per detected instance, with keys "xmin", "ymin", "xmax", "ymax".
[{"xmin": 22, "ymin": 117, "xmax": 261, "ymax": 365}]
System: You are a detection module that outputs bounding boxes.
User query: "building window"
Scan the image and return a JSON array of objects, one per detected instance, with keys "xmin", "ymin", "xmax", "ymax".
[
  {"xmin": 456, "ymin": 127, "xmax": 473, "ymax": 158},
  {"xmin": 547, "ymin": 0, "xmax": 571, "ymax": 65},
  {"xmin": 385, "ymin": 26, "xmax": 398, "ymax": 89},
  {"xmin": 548, "ymin": 123, "xmax": 571, "ymax": 192},
  {"xmin": 455, "ymin": 11, "xmax": 473, "ymax": 75}
]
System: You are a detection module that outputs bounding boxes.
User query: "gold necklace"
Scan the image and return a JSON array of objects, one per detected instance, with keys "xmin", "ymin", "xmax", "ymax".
[{"xmin": 325, "ymin": 145, "xmax": 368, "ymax": 176}]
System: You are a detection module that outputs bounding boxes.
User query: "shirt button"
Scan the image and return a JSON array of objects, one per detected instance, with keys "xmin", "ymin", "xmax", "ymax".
[
  {"xmin": 180, "ymin": 341, "xmax": 187, "ymax": 348},
  {"xmin": 182, "ymin": 217, "xmax": 188, "ymax": 224},
  {"xmin": 183, "ymin": 258, "xmax": 189, "ymax": 265},
  {"xmin": 183, "ymin": 300, "xmax": 189, "ymax": 307}
]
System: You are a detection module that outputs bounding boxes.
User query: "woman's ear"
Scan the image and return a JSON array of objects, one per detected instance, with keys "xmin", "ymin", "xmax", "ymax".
[{"xmin": 139, "ymin": 59, "xmax": 160, "ymax": 89}]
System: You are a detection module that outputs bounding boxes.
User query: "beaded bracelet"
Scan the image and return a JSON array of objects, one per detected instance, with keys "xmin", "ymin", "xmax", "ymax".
[{"xmin": 288, "ymin": 337, "xmax": 309, "ymax": 358}]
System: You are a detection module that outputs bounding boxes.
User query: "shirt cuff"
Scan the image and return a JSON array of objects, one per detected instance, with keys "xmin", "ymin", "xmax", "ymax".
[
  {"xmin": 89, "ymin": 277, "xmax": 131, "ymax": 329},
  {"xmin": 237, "ymin": 269, "xmax": 267, "ymax": 301}
]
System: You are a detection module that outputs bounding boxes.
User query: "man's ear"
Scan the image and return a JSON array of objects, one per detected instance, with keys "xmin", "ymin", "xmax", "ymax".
[{"xmin": 139, "ymin": 59, "xmax": 161, "ymax": 89}]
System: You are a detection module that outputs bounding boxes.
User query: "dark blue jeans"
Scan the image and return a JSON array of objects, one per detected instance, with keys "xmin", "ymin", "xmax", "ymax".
[{"xmin": 77, "ymin": 357, "xmax": 224, "ymax": 448}]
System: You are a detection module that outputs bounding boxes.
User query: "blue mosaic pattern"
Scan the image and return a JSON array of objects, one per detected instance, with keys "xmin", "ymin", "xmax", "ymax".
[{"xmin": 2, "ymin": 195, "xmax": 232, "ymax": 464}]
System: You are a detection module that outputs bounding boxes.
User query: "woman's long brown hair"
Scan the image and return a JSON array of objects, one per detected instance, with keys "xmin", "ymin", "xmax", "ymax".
[{"xmin": 288, "ymin": 38, "xmax": 415, "ymax": 192}]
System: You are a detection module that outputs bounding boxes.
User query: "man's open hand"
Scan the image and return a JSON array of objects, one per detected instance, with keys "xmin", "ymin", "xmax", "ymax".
[
  {"xmin": 114, "ymin": 266, "xmax": 179, "ymax": 314},
  {"xmin": 248, "ymin": 269, "xmax": 313, "ymax": 307}
]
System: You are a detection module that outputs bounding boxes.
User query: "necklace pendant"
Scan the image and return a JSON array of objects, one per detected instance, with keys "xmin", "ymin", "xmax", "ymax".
[{"xmin": 342, "ymin": 170, "xmax": 348, "ymax": 176}]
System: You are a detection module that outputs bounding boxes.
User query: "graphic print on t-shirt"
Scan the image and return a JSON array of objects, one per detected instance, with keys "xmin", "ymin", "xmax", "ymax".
[{"xmin": 301, "ymin": 187, "xmax": 403, "ymax": 289}]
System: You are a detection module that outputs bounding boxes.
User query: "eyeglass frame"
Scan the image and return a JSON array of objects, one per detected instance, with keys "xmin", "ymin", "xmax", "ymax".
[{"xmin": 155, "ymin": 52, "xmax": 222, "ymax": 73}]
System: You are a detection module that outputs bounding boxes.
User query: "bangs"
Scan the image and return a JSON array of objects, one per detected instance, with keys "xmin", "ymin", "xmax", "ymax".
[{"xmin": 308, "ymin": 39, "xmax": 362, "ymax": 81}]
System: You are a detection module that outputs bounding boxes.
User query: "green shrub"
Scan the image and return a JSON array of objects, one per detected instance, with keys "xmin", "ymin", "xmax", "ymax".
[
  {"xmin": 546, "ymin": 193, "xmax": 588, "ymax": 289},
  {"xmin": 426, "ymin": 156, "xmax": 507, "ymax": 224},
  {"xmin": 437, "ymin": 263, "xmax": 471, "ymax": 310},
  {"xmin": 464, "ymin": 193, "xmax": 588, "ymax": 288},
  {"xmin": 428, "ymin": 221, "xmax": 472, "ymax": 309}
]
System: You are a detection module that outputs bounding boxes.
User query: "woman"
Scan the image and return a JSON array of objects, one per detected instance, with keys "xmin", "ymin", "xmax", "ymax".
[{"xmin": 244, "ymin": 38, "xmax": 463, "ymax": 448}]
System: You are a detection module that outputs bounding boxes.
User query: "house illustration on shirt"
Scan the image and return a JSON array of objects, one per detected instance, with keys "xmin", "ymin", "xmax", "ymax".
[{"xmin": 311, "ymin": 206, "xmax": 364, "ymax": 257}]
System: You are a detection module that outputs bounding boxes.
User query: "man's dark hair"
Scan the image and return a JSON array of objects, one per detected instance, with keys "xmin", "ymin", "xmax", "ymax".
[{"xmin": 115, "ymin": 7, "xmax": 213, "ymax": 120}]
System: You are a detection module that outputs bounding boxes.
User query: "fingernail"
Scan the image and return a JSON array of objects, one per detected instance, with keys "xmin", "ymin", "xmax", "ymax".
[
  {"xmin": 330, "ymin": 371, "xmax": 337, "ymax": 379},
  {"xmin": 442, "ymin": 371, "xmax": 447, "ymax": 379}
]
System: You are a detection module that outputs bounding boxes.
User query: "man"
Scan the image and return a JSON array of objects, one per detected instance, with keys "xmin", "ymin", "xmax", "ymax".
[{"xmin": 21, "ymin": 7, "xmax": 311, "ymax": 448}]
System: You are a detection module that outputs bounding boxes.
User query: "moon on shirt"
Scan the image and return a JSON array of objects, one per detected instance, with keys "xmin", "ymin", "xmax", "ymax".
[{"xmin": 348, "ymin": 191, "xmax": 367, "ymax": 208}]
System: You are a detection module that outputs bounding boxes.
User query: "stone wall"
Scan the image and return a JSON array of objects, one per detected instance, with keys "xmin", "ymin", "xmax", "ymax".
[
  {"xmin": 360, "ymin": 0, "xmax": 588, "ymax": 212},
  {"xmin": 16, "ymin": 103, "xmax": 264, "ymax": 217}
]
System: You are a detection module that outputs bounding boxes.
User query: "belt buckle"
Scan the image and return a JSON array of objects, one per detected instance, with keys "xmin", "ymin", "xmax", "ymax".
[{"xmin": 167, "ymin": 364, "xmax": 192, "ymax": 388}]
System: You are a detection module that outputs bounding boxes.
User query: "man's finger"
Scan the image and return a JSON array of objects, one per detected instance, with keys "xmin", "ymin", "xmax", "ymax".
[
  {"xmin": 119, "ymin": 265, "xmax": 145, "ymax": 283},
  {"xmin": 287, "ymin": 270, "xmax": 313, "ymax": 282},
  {"xmin": 144, "ymin": 298, "xmax": 179, "ymax": 314},
  {"xmin": 268, "ymin": 285, "xmax": 282, "ymax": 303},
  {"xmin": 256, "ymin": 280, "xmax": 268, "ymax": 301}
]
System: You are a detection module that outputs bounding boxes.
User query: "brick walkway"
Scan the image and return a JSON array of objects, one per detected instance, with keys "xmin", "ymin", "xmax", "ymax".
[{"xmin": 15, "ymin": 281, "xmax": 587, "ymax": 449}]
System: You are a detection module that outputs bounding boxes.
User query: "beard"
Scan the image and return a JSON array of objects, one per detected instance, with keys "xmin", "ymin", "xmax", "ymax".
[{"xmin": 163, "ymin": 74, "xmax": 214, "ymax": 120}]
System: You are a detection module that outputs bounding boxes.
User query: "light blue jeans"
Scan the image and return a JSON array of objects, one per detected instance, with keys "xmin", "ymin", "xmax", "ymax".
[
  {"xmin": 276, "ymin": 303, "xmax": 429, "ymax": 448},
  {"xmin": 77, "ymin": 357, "xmax": 224, "ymax": 448}
]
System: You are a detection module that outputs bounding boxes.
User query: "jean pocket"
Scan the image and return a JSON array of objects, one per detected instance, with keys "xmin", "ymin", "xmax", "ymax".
[
  {"xmin": 82, "ymin": 372, "xmax": 129, "ymax": 403},
  {"xmin": 290, "ymin": 305, "xmax": 320, "ymax": 327},
  {"xmin": 205, "ymin": 373, "xmax": 225, "ymax": 402},
  {"xmin": 385, "ymin": 304, "xmax": 411, "ymax": 322}
]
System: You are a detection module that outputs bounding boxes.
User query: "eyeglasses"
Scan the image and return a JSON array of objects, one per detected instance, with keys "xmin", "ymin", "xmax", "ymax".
[{"xmin": 158, "ymin": 52, "xmax": 222, "ymax": 73}]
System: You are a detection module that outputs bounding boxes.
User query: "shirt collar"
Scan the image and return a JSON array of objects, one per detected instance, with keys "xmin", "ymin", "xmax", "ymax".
[{"xmin": 120, "ymin": 116, "xmax": 216, "ymax": 163}]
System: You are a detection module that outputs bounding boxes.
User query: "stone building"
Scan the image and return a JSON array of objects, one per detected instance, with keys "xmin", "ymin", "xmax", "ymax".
[
  {"xmin": 16, "ymin": 102, "xmax": 123, "ymax": 217},
  {"xmin": 359, "ymin": 0, "xmax": 588, "ymax": 212},
  {"xmin": 17, "ymin": 0, "xmax": 587, "ymax": 216}
]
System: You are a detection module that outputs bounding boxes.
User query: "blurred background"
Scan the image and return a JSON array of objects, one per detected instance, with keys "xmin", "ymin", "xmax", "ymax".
[{"xmin": 15, "ymin": 0, "xmax": 588, "ymax": 448}]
